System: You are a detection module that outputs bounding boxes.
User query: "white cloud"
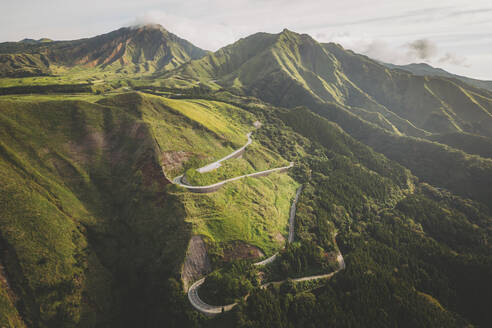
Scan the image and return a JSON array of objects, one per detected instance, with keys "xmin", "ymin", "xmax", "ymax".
[{"xmin": 132, "ymin": 10, "xmax": 237, "ymax": 50}]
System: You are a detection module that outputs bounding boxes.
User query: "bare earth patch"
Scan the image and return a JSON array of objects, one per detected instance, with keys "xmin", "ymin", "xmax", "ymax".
[
  {"xmin": 161, "ymin": 150, "xmax": 194, "ymax": 174},
  {"xmin": 272, "ymin": 232, "xmax": 286, "ymax": 243},
  {"xmin": 181, "ymin": 235, "xmax": 211, "ymax": 291},
  {"xmin": 222, "ymin": 240, "xmax": 265, "ymax": 262}
]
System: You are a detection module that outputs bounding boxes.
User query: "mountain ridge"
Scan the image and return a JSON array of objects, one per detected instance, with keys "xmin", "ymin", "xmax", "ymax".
[
  {"xmin": 169, "ymin": 28, "xmax": 492, "ymax": 139},
  {"xmin": 383, "ymin": 62, "xmax": 492, "ymax": 92},
  {"xmin": 0, "ymin": 24, "xmax": 207, "ymax": 77}
]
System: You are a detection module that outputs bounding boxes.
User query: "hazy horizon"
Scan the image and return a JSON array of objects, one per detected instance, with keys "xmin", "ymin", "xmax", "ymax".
[{"xmin": 1, "ymin": 0, "xmax": 491, "ymax": 79}]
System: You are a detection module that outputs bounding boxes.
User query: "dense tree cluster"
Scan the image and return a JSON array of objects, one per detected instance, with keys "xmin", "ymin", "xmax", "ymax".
[{"xmin": 200, "ymin": 261, "xmax": 259, "ymax": 305}]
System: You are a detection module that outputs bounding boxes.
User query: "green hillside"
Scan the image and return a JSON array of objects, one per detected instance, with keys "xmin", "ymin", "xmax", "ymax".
[
  {"xmin": 171, "ymin": 29, "xmax": 492, "ymax": 139},
  {"xmin": 165, "ymin": 29, "xmax": 492, "ymax": 210},
  {"xmin": 0, "ymin": 92, "xmax": 300, "ymax": 326}
]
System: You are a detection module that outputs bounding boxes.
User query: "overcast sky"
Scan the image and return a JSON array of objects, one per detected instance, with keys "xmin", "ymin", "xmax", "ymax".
[{"xmin": 1, "ymin": 0, "xmax": 491, "ymax": 79}]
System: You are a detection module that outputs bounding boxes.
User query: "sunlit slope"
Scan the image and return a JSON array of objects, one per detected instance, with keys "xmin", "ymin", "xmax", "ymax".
[
  {"xmin": 324, "ymin": 42, "xmax": 492, "ymax": 137},
  {"xmin": 0, "ymin": 92, "xmax": 261, "ymax": 326},
  {"xmin": 0, "ymin": 91, "xmax": 297, "ymax": 324},
  {"xmin": 98, "ymin": 93, "xmax": 256, "ymax": 177},
  {"xmin": 179, "ymin": 173, "xmax": 298, "ymax": 255},
  {"xmin": 0, "ymin": 95, "xmax": 173, "ymax": 326}
]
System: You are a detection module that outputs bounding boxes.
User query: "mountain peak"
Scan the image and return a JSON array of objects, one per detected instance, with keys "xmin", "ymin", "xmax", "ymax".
[
  {"xmin": 129, "ymin": 23, "xmax": 167, "ymax": 32},
  {"xmin": 280, "ymin": 28, "xmax": 296, "ymax": 36}
]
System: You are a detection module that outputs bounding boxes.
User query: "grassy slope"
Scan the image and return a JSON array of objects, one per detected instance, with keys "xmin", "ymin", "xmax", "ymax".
[
  {"xmin": 184, "ymin": 142, "xmax": 289, "ymax": 186},
  {"xmin": 183, "ymin": 43, "xmax": 492, "ymax": 208},
  {"xmin": 99, "ymin": 93, "xmax": 256, "ymax": 177},
  {"xmin": 0, "ymin": 98, "xmax": 120, "ymax": 326},
  {"xmin": 131, "ymin": 94, "xmax": 299, "ymax": 255},
  {"xmin": 206, "ymin": 100, "xmax": 492, "ymax": 327},
  {"xmin": 0, "ymin": 93, "xmax": 195, "ymax": 326},
  {"xmin": 305, "ymin": 102, "xmax": 492, "ymax": 209},
  {"xmin": 427, "ymin": 132, "xmax": 492, "ymax": 159},
  {"xmin": 0, "ymin": 281, "xmax": 26, "ymax": 327},
  {"xmin": 0, "ymin": 91, "xmax": 299, "ymax": 325},
  {"xmin": 179, "ymin": 173, "xmax": 298, "ymax": 256}
]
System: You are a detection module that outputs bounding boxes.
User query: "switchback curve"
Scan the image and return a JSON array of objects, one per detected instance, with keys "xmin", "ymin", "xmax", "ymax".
[
  {"xmin": 187, "ymin": 186, "xmax": 346, "ymax": 317},
  {"xmin": 174, "ymin": 162, "xmax": 294, "ymax": 193}
]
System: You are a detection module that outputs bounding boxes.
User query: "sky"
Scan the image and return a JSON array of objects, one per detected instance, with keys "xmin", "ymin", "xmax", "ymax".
[{"xmin": 1, "ymin": 0, "xmax": 491, "ymax": 79}]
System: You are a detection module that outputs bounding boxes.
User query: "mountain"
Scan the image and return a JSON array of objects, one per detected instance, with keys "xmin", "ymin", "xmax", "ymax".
[
  {"xmin": 171, "ymin": 29, "xmax": 492, "ymax": 139},
  {"xmin": 0, "ymin": 24, "xmax": 207, "ymax": 77},
  {"xmin": 383, "ymin": 62, "xmax": 492, "ymax": 92},
  {"xmin": 166, "ymin": 29, "xmax": 492, "ymax": 204},
  {"xmin": 1, "ymin": 25, "xmax": 492, "ymax": 328}
]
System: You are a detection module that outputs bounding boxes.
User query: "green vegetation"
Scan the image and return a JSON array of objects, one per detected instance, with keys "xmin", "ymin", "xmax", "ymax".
[
  {"xmin": 0, "ymin": 25, "xmax": 206, "ymax": 79},
  {"xmin": 173, "ymin": 28, "xmax": 492, "ymax": 139},
  {"xmin": 267, "ymin": 241, "xmax": 335, "ymax": 279},
  {"xmin": 427, "ymin": 131, "xmax": 492, "ymax": 158},
  {"xmin": 184, "ymin": 142, "xmax": 288, "ymax": 186},
  {"xmin": 0, "ymin": 94, "xmax": 197, "ymax": 326},
  {"xmin": 209, "ymin": 105, "xmax": 491, "ymax": 328},
  {"xmin": 0, "ymin": 280, "xmax": 26, "ymax": 328},
  {"xmin": 200, "ymin": 261, "xmax": 258, "ymax": 305},
  {"xmin": 179, "ymin": 172, "xmax": 298, "ymax": 256}
]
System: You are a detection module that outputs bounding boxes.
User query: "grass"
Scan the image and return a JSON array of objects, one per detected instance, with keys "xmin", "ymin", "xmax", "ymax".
[
  {"xmin": 0, "ymin": 93, "xmax": 108, "ymax": 103},
  {"xmin": 0, "ymin": 282, "xmax": 25, "ymax": 328},
  {"xmin": 102, "ymin": 93, "xmax": 259, "ymax": 177},
  {"xmin": 178, "ymin": 172, "xmax": 299, "ymax": 256},
  {"xmin": 157, "ymin": 97, "xmax": 254, "ymax": 145},
  {"xmin": 0, "ymin": 92, "xmax": 200, "ymax": 325},
  {"xmin": 184, "ymin": 141, "xmax": 289, "ymax": 186},
  {"xmin": 0, "ymin": 89, "xmax": 296, "ymax": 324}
]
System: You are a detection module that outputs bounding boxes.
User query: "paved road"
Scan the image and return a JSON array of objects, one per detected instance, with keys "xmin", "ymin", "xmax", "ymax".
[
  {"xmin": 253, "ymin": 252, "xmax": 279, "ymax": 266},
  {"xmin": 196, "ymin": 132, "xmax": 252, "ymax": 173},
  {"xmin": 188, "ymin": 186, "xmax": 302, "ymax": 315},
  {"xmin": 188, "ymin": 232, "xmax": 346, "ymax": 315},
  {"xmin": 291, "ymin": 254, "xmax": 345, "ymax": 282},
  {"xmin": 288, "ymin": 186, "xmax": 303, "ymax": 243},
  {"xmin": 174, "ymin": 162, "xmax": 294, "ymax": 193},
  {"xmin": 187, "ymin": 278, "xmax": 237, "ymax": 316}
]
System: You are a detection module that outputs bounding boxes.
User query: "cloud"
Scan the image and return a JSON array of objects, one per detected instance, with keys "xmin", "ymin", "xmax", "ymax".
[
  {"xmin": 131, "ymin": 10, "xmax": 237, "ymax": 50},
  {"xmin": 406, "ymin": 39, "xmax": 437, "ymax": 60},
  {"xmin": 330, "ymin": 33, "xmax": 469, "ymax": 67},
  {"xmin": 439, "ymin": 52, "xmax": 470, "ymax": 67}
]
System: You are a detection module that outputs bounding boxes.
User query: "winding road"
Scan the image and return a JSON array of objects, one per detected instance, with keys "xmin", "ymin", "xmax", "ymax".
[
  {"xmin": 187, "ymin": 185, "xmax": 346, "ymax": 317},
  {"xmin": 196, "ymin": 132, "xmax": 253, "ymax": 173},
  {"xmin": 188, "ymin": 278, "xmax": 237, "ymax": 315},
  {"xmin": 171, "ymin": 130, "xmax": 293, "ymax": 193},
  {"xmin": 175, "ymin": 125, "xmax": 345, "ymax": 316},
  {"xmin": 174, "ymin": 162, "xmax": 294, "ymax": 193}
]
